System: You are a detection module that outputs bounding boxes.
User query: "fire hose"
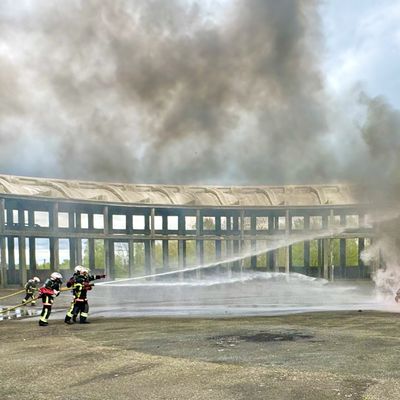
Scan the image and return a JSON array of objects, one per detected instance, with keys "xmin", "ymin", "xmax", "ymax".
[
  {"xmin": 0, "ymin": 287, "xmax": 71, "ymax": 315},
  {"xmin": 0, "ymin": 289, "xmax": 26, "ymax": 301}
]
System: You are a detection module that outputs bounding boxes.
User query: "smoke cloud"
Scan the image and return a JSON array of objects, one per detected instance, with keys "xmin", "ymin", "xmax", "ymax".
[
  {"xmin": 0, "ymin": 0, "xmax": 333, "ymax": 184},
  {"xmin": 0, "ymin": 0, "xmax": 399, "ymax": 190}
]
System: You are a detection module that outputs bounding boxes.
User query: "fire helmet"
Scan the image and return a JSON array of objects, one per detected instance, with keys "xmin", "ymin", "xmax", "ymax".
[
  {"xmin": 33, "ymin": 277, "xmax": 40, "ymax": 283},
  {"xmin": 74, "ymin": 265, "xmax": 84, "ymax": 273},
  {"xmin": 50, "ymin": 272, "xmax": 63, "ymax": 282}
]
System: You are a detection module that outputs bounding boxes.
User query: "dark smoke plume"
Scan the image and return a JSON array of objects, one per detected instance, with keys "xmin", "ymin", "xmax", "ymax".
[{"xmin": 0, "ymin": 0, "xmax": 332, "ymax": 184}]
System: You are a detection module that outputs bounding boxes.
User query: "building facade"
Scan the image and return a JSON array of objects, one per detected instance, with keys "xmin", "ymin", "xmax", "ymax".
[{"xmin": 0, "ymin": 174, "xmax": 375, "ymax": 287}]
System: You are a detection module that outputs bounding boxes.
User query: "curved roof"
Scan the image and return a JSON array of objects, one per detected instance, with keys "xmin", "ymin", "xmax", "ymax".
[{"xmin": 0, "ymin": 174, "xmax": 358, "ymax": 207}]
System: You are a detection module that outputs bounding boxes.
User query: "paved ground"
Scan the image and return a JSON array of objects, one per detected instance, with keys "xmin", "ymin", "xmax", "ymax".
[
  {"xmin": 1, "ymin": 280, "xmax": 400, "ymax": 400},
  {"xmin": 1, "ymin": 294, "xmax": 400, "ymax": 400}
]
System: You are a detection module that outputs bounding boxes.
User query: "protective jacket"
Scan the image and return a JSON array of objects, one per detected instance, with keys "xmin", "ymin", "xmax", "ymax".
[
  {"xmin": 39, "ymin": 278, "xmax": 61, "ymax": 297},
  {"xmin": 38, "ymin": 278, "xmax": 62, "ymax": 326},
  {"xmin": 25, "ymin": 279, "xmax": 38, "ymax": 295},
  {"xmin": 65, "ymin": 272, "xmax": 105, "ymax": 324}
]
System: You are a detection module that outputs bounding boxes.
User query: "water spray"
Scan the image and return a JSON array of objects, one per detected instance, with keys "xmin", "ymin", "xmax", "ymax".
[{"xmin": 98, "ymin": 225, "xmax": 349, "ymax": 286}]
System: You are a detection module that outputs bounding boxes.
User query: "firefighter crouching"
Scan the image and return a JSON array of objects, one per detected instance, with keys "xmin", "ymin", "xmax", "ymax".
[
  {"xmin": 64, "ymin": 266, "xmax": 106, "ymax": 324},
  {"xmin": 22, "ymin": 276, "xmax": 40, "ymax": 305},
  {"xmin": 38, "ymin": 272, "xmax": 63, "ymax": 326}
]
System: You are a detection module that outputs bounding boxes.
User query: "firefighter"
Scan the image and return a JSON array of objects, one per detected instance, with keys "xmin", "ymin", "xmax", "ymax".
[
  {"xmin": 64, "ymin": 267, "xmax": 105, "ymax": 324},
  {"xmin": 66, "ymin": 265, "xmax": 84, "ymax": 289},
  {"xmin": 64, "ymin": 265, "xmax": 84, "ymax": 323},
  {"xmin": 80, "ymin": 268, "xmax": 106, "ymax": 323},
  {"xmin": 22, "ymin": 276, "xmax": 40, "ymax": 305},
  {"xmin": 64, "ymin": 266, "xmax": 85, "ymax": 324},
  {"xmin": 38, "ymin": 272, "xmax": 63, "ymax": 326}
]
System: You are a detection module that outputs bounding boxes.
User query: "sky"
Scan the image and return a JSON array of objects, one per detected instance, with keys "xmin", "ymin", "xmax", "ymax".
[
  {"xmin": 321, "ymin": 0, "xmax": 400, "ymax": 108},
  {"xmin": 1, "ymin": 0, "xmax": 400, "ymax": 263}
]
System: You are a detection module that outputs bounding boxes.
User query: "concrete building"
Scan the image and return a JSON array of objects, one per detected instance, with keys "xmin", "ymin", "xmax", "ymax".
[{"xmin": 0, "ymin": 174, "xmax": 375, "ymax": 287}]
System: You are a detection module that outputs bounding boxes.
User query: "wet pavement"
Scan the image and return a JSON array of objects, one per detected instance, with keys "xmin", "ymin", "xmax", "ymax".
[{"xmin": 1, "ymin": 273, "xmax": 398, "ymax": 320}]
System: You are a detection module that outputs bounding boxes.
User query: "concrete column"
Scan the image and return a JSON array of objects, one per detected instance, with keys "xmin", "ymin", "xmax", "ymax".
[
  {"xmin": 178, "ymin": 214, "xmax": 185, "ymax": 279},
  {"xmin": 250, "ymin": 216, "xmax": 257, "ymax": 269},
  {"xmin": 6, "ymin": 207, "xmax": 13, "ymax": 229},
  {"xmin": 26, "ymin": 209, "xmax": 36, "ymax": 274},
  {"xmin": 128, "ymin": 240, "xmax": 134, "ymax": 277},
  {"xmin": 196, "ymin": 210, "xmax": 203, "ymax": 278},
  {"xmin": 317, "ymin": 239, "xmax": 323, "ymax": 278},
  {"xmin": 49, "ymin": 237, "xmax": 59, "ymax": 271},
  {"xmin": 339, "ymin": 238, "xmax": 346, "ymax": 279},
  {"xmin": 215, "ymin": 216, "xmax": 222, "ymax": 271},
  {"xmin": 161, "ymin": 215, "xmax": 168, "ymax": 272},
  {"xmin": 304, "ymin": 215, "xmax": 310, "ymax": 276},
  {"xmin": 178, "ymin": 240, "xmax": 186, "ymax": 280},
  {"xmin": 109, "ymin": 240, "xmax": 115, "ymax": 279},
  {"xmin": 29, "ymin": 238, "xmax": 36, "ymax": 272},
  {"xmin": 50, "ymin": 202, "xmax": 58, "ymax": 231},
  {"xmin": 0, "ymin": 237, "xmax": 6, "ymax": 287},
  {"xmin": 233, "ymin": 215, "xmax": 240, "ymax": 270},
  {"xmin": 75, "ymin": 213, "xmax": 82, "ymax": 265},
  {"xmin": 88, "ymin": 213, "xmax": 94, "ymax": 230},
  {"xmin": 126, "ymin": 211, "xmax": 133, "ymax": 234},
  {"xmin": 18, "ymin": 236, "xmax": 27, "ymax": 285},
  {"xmin": 239, "ymin": 210, "xmax": 244, "ymax": 271},
  {"xmin": 323, "ymin": 238, "xmax": 330, "ymax": 280},
  {"xmin": 18, "ymin": 208, "xmax": 24, "ymax": 228},
  {"xmin": 162, "ymin": 240, "xmax": 169, "ymax": 272},
  {"xmin": 144, "ymin": 240, "xmax": 152, "ymax": 276},
  {"xmin": 150, "ymin": 207, "xmax": 156, "ymax": 274},
  {"xmin": 103, "ymin": 206, "xmax": 111, "ymax": 278},
  {"xmin": 7, "ymin": 236, "xmax": 15, "ymax": 280},
  {"xmin": 68, "ymin": 211, "xmax": 75, "ymax": 231},
  {"xmin": 339, "ymin": 214, "xmax": 346, "ymax": 279},
  {"xmin": 144, "ymin": 211, "xmax": 150, "ymax": 234},
  {"xmin": 268, "ymin": 248, "xmax": 276, "ymax": 272},
  {"xmin": 76, "ymin": 239, "xmax": 82, "ymax": 266},
  {"xmin": 285, "ymin": 210, "xmax": 290, "ymax": 274},
  {"xmin": 49, "ymin": 203, "xmax": 59, "ymax": 272},
  {"xmin": 322, "ymin": 213, "xmax": 330, "ymax": 280},
  {"xmin": 104, "ymin": 239, "xmax": 111, "ymax": 278},
  {"xmin": 225, "ymin": 216, "xmax": 232, "ymax": 274},
  {"xmin": 358, "ymin": 238, "xmax": 365, "ymax": 279},
  {"xmin": 69, "ymin": 238, "xmax": 76, "ymax": 269},
  {"xmin": 6, "ymin": 207, "xmax": 15, "ymax": 283},
  {"xmin": 88, "ymin": 238, "xmax": 95, "ymax": 268},
  {"xmin": 0, "ymin": 198, "xmax": 4, "ymax": 231},
  {"xmin": 0, "ymin": 199, "xmax": 6, "ymax": 287}
]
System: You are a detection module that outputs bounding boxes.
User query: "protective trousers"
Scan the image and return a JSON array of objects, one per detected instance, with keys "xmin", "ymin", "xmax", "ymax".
[
  {"xmin": 23, "ymin": 291, "xmax": 36, "ymax": 305},
  {"xmin": 39, "ymin": 295, "xmax": 54, "ymax": 325},
  {"xmin": 65, "ymin": 299, "xmax": 89, "ymax": 323}
]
